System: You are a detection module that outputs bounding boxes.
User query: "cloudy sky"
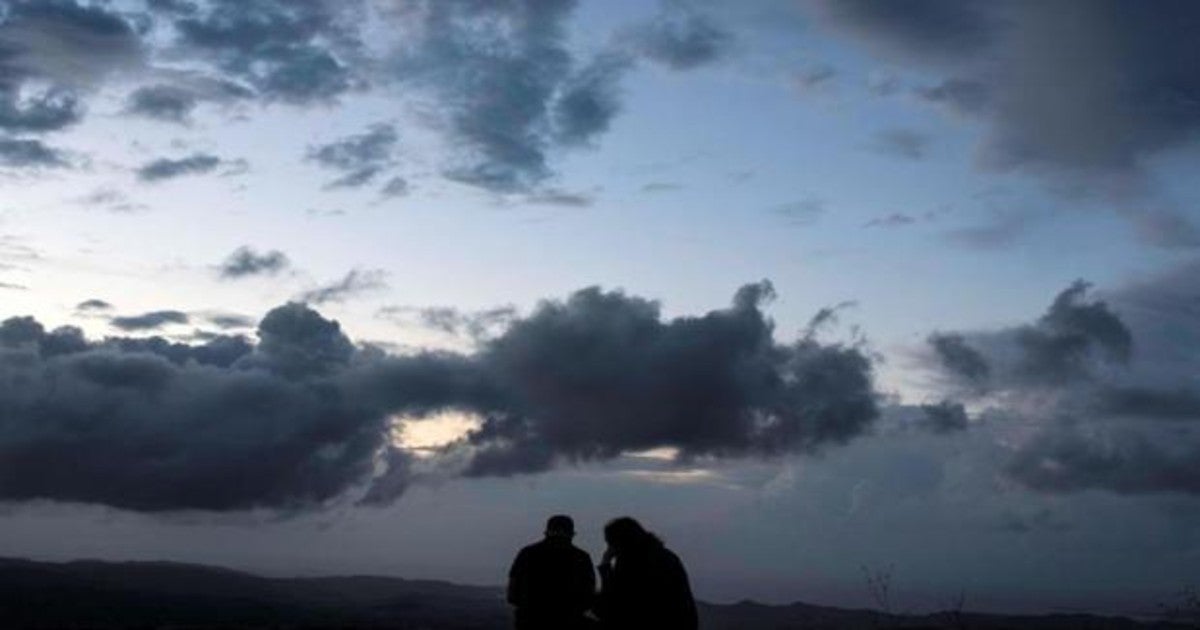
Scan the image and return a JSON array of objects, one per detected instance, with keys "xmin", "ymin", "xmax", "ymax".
[{"xmin": 2, "ymin": 0, "xmax": 1200, "ymax": 617}]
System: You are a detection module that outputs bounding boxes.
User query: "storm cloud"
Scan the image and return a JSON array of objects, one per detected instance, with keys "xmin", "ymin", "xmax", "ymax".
[
  {"xmin": 0, "ymin": 306, "xmax": 399, "ymax": 511},
  {"xmin": 156, "ymin": 0, "xmax": 365, "ymax": 104},
  {"xmin": 925, "ymin": 281, "xmax": 1132, "ymax": 391},
  {"xmin": 388, "ymin": 0, "xmax": 630, "ymax": 192},
  {"xmin": 815, "ymin": 1, "xmax": 1200, "ymax": 188},
  {"xmin": 449, "ymin": 281, "xmax": 878, "ymax": 475},
  {"xmin": 922, "ymin": 266, "xmax": 1200, "ymax": 495},
  {"xmin": 0, "ymin": 283, "xmax": 880, "ymax": 512},
  {"xmin": 0, "ymin": 1, "xmax": 646, "ymax": 190},
  {"xmin": 0, "ymin": 0, "xmax": 145, "ymax": 152},
  {"xmin": 0, "ymin": 0, "xmax": 144, "ymax": 86}
]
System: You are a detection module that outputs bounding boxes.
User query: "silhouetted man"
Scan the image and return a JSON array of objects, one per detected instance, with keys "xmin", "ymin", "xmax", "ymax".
[
  {"xmin": 507, "ymin": 514, "xmax": 596, "ymax": 630},
  {"xmin": 595, "ymin": 517, "xmax": 697, "ymax": 630}
]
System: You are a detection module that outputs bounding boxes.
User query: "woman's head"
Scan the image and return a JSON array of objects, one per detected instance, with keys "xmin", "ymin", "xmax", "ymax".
[{"xmin": 604, "ymin": 517, "xmax": 659, "ymax": 552}]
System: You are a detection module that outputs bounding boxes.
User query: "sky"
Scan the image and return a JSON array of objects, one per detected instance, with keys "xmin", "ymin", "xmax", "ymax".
[{"xmin": 1, "ymin": 0, "xmax": 1200, "ymax": 618}]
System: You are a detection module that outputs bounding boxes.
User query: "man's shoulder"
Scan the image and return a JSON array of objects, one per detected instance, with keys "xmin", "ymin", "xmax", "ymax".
[
  {"xmin": 569, "ymin": 544, "xmax": 593, "ymax": 563},
  {"xmin": 512, "ymin": 540, "xmax": 544, "ymax": 564},
  {"xmin": 517, "ymin": 540, "xmax": 547, "ymax": 556},
  {"xmin": 522, "ymin": 539, "xmax": 592, "ymax": 561}
]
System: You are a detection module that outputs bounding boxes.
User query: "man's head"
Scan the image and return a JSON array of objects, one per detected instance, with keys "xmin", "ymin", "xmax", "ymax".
[{"xmin": 545, "ymin": 514, "xmax": 575, "ymax": 539}]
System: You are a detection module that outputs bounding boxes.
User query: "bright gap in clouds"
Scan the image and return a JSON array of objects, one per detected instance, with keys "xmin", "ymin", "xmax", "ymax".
[
  {"xmin": 395, "ymin": 411, "xmax": 482, "ymax": 454},
  {"xmin": 630, "ymin": 447, "xmax": 679, "ymax": 460}
]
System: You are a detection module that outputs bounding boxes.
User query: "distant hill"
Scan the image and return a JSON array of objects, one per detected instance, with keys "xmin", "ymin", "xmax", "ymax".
[{"xmin": 0, "ymin": 557, "xmax": 1189, "ymax": 629}]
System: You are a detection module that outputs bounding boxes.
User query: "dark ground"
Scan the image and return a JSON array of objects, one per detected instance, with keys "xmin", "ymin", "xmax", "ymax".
[{"xmin": 0, "ymin": 557, "xmax": 1192, "ymax": 629}]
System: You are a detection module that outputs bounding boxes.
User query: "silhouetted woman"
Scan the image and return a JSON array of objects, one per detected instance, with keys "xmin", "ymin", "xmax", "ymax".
[{"xmin": 594, "ymin": 517, "xmax": 697, "ymax": 630}]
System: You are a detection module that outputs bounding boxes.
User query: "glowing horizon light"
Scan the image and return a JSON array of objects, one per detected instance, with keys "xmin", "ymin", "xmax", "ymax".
[{"xmin": 394, "ymin": 410, "xmax": 483, "ymax": 454}]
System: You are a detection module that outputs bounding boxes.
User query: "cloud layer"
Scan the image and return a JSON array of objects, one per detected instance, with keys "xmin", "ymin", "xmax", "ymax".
[
  {"xmin": 817, "ymin": 0, "xmax": 1200, "ymax": 188},
  {"xmin": 922, "ymin": 267, "xmax": 1200, "ymax": 496},
  {"xmin": 0, "ymin": 283, "xmax": 878, "ymax": 512},
  {"xmin": 0, "ymin": 0, "xmax": 648, "ymax": 191},
  {"xmin": 388, "ymin": 0, "xmax": 629, "ymax": 191}
]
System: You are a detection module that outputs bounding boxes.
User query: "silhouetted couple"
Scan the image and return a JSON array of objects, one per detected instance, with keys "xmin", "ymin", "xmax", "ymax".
[{"xmin": 507, "ymin": 515, "xmax": 697, "ymax": 630}]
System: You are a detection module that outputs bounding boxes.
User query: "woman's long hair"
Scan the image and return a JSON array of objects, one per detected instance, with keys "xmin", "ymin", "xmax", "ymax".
[{"xmin": 604, "ymin": 517, "xmax": 663, "ymax": 551}]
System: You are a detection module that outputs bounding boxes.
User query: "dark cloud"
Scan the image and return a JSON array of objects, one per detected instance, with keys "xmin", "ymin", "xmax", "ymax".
[
  {"xmin": 307, "ymin": 123, "xmax": 398, "ymax": 189},
  {"xmin": 296, "ymin": 269, "xmax": 387, "ymax": 305},
  {"xmin": 246, "ymin": 302, "xmax": 355, "ymax": 378},
  {"xmin": 205, "ymin": 313, "xmax": 255, "ymax": 330},
  {"xmin": 922, "ymin": 269, "xmax": 1200, "ymax": 495},
  {"xmin": 1005, "ymin": 428, "xmax": 1200, "ymax": 496},
  {"xmin": 0, "ymin": 84, "xmax": 82, "ymax": 132},
  {"xmin": 136, "ymin": 153, "xmax": 223, "ymax": 182},
  {"xmin": 626, "ymin": 3, "xmax": 731, "ymax": 70},
  {"xmin": 816, "ymin": 1, "xmax": 1200, "ymax": 187},
  {"xmin": 218, "ymin": 246, "xmax": 290, "ymax": 279},
  {"xmin": 0, "ymin": 138, "xmax": 67, "ymax": 168},
  {"xmin": 869, "ymin": 128, "xmax": 929, "ymax": 160},
  {"xmin": 0, "ymin": 0, "xmax": 145, "ymax": 140},
  {"xmin": 323, "ymin": 166, "xmax": 379, "ymax": 190},
  {"xmin": 0, "ymin": 280, "xmax": 26, "ymax": 291},
  {"xmin": 0, "ymin": 283, "xmax": 881, "ymax": 511},
  {"xmin": 124, "ymin": 84, "xmax": 197, "ymax": 123},
  {"xmin": 448, "ymin": 281, "xmax": 878, "ymax": 474},
  {"xmin": 0, "ymin": 305, "xmax": 398, "ymax": 511},
  {"xmin": 123, "ymin": 75, "xmax": 253, "ymax": 123},
  {"xmin": 815, "ymin": 0, "xmax": 998, "ymax": 60},
  {"xmin": 391, "ymin": 0, "xmax": 629, "ymax": 192},
  {"xmin": 1022, "ymin": 280, "xmax": 1133, "ymax": 373},
  {"xmin": 75, "ymin": 299, "xmax": 113, "ymax": 312},
  {"xmin": 1099, "ymin": 386, "xmax": 1200, "ymax": 421},
  {"xmin": 803, "ymin": 300, "xmax": 857, "ymax": 339},
  {"xmin": 928, "ymin": 333, "xmax": 989, "ymax": 385},
  {"xmin": 0, "ymin": 0, "xmax": 145, "ymax": 85},
  {"xmin": 110, "ymin": 310, "xmax": 190, "ymax": 332},
  {"xmin": 379, "ymin": 176, "xmax": 409, "ymax": 198},
  {"xmin": 162, "ymin": 0, "xmax": 365, "ymax": 104},
  {"xmin": 928, "ymin": 281, "xmax": 1130, "ymax": 391},
  {"xmin": 918, "ymin": 400, "xmax": 969, "ymax": 433},
  {"xmin": 553, "ymin": 53, "xmax": 629, "ymax": 146}
]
